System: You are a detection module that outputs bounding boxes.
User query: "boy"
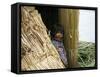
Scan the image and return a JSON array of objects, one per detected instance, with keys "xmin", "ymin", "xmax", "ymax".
[{"xmin": 51, "ymin": 24, "xmax": 68, "ymax": 67}]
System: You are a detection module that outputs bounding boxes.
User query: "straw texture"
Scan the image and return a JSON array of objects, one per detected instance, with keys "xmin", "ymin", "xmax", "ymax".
[{"xmin": 21, "ymin": 6, "xmax": 65, "ymax": 71}]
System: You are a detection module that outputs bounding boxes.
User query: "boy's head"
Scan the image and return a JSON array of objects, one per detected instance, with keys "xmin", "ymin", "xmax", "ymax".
[{"xmin": 51, "ymin": 24, "xmax": 64, "ymax": 40}]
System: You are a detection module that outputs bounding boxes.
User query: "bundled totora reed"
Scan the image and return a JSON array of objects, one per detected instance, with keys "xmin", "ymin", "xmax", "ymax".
[{"xmin": 21, "ymin": 6, "xmax": 65, "ymax": 71}]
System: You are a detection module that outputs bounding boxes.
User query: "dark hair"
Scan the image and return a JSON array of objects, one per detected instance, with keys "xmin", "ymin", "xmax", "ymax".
[{"xmin": 51, "ymin": 24, "xmax": 64, "ymax": 38}]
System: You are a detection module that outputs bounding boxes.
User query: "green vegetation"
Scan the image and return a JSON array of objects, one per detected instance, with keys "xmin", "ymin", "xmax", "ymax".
[{"xmin": 78, "ymin": 41, "xmax": 95, "ymax": 67}]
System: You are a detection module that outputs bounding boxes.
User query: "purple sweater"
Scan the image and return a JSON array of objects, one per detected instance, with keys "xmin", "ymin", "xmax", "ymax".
[{"xmin": 52, "ymin": 39, "xmax": 68, "ymax": 65}]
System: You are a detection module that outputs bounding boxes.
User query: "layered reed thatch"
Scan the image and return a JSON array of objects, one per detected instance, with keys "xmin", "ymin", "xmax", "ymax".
[{"xmin": 21, "ymin": 6, "xmax": 65, "ymax": 71}]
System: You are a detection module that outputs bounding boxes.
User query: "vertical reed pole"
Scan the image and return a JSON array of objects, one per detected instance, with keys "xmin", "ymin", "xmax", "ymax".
[{"xmin": 59, "ymin": 9, "xmax": 79, "ymax": 68}]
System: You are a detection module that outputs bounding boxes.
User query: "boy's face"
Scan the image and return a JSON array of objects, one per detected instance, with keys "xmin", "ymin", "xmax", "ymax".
[{"xmin": 55, "ymin": 32, "xmax": 63, "ymax": 40}]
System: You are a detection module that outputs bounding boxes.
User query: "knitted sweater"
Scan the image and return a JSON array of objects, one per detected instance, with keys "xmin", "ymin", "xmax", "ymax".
[{"xmin": 52, "ymin": 39, "xmax": 68, "ymax": 66}]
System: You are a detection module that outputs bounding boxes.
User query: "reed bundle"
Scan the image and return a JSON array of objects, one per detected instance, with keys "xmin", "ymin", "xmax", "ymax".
[{"xmin": 21, "ymin": 6, "xmax": 65, "ymax": 71}]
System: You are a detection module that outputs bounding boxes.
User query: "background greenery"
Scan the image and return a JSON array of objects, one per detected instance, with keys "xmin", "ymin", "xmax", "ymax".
[{"xmin": 78, "ymin": 41, "xmax": 95, "ymax": 67}]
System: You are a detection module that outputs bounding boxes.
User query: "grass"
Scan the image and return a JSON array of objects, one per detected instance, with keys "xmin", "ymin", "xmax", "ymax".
[{"xmin": 78, "ymin": 41, "xmax": 95, "ymax": 67}]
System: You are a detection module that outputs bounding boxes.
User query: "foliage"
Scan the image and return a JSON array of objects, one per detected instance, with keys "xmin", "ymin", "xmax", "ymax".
[{"xmin": 78, "ymin": 41, "xmax": 95, "ymax": 67}]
